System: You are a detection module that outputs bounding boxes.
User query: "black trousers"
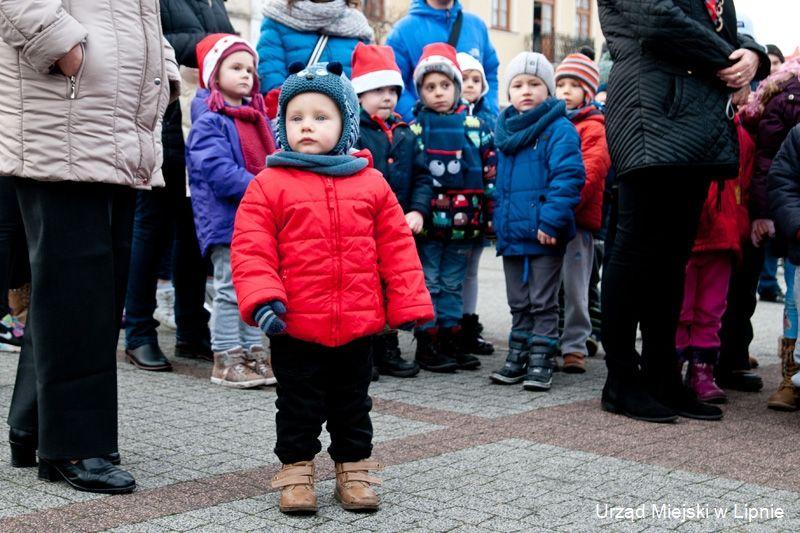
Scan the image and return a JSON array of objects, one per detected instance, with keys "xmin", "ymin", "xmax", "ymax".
[
  {"xmin": 0, "ymin": 177, "xmax": 28, "ymax": 316},
  {"xmin": 270, "ymin": 335, "xmax": 374, "ymax": 464},
  {"xmin": 718, "ymin": 240, "xmax": 764, "ymax": 373},
  {"xmin": 7, "ymin": 179, "xmax": 135, "ymax": 460},
  {"xmin": 601, "ymin": 175, "xmax": 709, "ymax": 386}
]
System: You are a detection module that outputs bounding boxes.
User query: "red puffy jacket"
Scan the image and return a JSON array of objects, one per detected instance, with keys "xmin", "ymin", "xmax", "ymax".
[
  {"xmin": 231, "ymin": 150, "xmax": 434, "ymax": 347},
  {"xmin": 693, "ymin": 118, "xmax": 755, "ymax": 259},
  {"xmin": 571, "ymin": 108, "xmax": 611, "ymax": 232}
]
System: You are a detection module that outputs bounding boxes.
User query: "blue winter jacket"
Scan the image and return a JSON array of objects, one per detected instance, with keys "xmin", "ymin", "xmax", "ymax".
[
  {"xmin": 186, "ymin": 89, "xmax": 257, "ymax": 257},
  {"xmin": 493, "ymin": 99, "xmax": 585, "ymax": 257},
  {"xmin": 256, "ymin": 17, "xmax": 368, "ymax": 93},
  {"xmin": 386, "ymin": 0, "xmax": 500, "ymax": 121}
]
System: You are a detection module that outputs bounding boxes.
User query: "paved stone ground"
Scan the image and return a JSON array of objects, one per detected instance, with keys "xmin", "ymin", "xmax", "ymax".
[{"xmin": 1, "ymin": 251, "xmax": 799, "ymax": 532}]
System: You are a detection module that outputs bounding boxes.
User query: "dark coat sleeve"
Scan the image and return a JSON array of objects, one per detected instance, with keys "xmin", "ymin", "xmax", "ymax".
[
  {"xmin": 408, "ymin": 134, "xmax": 433, "ymax": 216},
  {"xmin": 607, "ymin": 0, "xmax": 734, "ymax": 72},
  {"xmin": 160, "ymin": 0, "xmax": 234, "ymax": 68},
  {"xmin": 768, "ymin": 125, "xmax": 800, "ymax": 243}
]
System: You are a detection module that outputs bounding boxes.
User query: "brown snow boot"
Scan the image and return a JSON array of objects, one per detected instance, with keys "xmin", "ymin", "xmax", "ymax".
[
  {"xmin": 768, "ymin": 338, "xmax": 800, "ymax": 411},
  {"xmin": 271, "ymin": 461, "xmax": 317, "ymax": 514},
  {"xmin": 334, "ymin": 460, "xmax": 383, "ymax": 512}
]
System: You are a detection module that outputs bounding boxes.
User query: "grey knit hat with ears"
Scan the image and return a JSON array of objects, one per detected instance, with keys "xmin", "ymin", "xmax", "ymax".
[
  {"xmin": 503, "ymin": 52, "xmax": 555, "ymax": 97},
  {"xmin": 277, "ymin": 61, "xmax": 360, "ymax": 155}
]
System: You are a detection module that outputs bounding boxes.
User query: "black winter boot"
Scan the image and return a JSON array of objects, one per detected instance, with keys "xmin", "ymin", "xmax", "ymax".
[
  {"xmin": 441, "ymin": 326, "xmax": 480, "ymax": 370},
  {"xmin": 601, "ymin": 372, "xmax": 678, "ymax": 423},
  {"xmin": 415, "ymin": 328, "xmax": 458, "ymax": 373},
  {"xmin": 460, "ymin": 314, "xmax": 494, "ymax": 355},
  {"xmin": 490, "ymin": 331, "xmax": 529, "ymax": 384},
  {"xmin": 523, "ymin": 336, "xmax": 558, "ymax": 391},
  {"xmin": 376, "ymin": 331, "xmax": 420, "ymax": 378}
]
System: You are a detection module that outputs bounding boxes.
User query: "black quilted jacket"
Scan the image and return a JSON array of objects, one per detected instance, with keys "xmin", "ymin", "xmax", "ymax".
[
  {"xmin": 598, "ymin": 0, "xmax": 769, "ymax": 179},
  {"xmin": 160, "ymin": 0, "xmax": 235, "ymax": 164}
]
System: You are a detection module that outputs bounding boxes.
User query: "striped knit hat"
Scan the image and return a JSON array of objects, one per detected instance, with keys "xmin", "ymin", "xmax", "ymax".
[{"xmin": 555, "ymin": 53, "xmax": 600, "ymax": 105}]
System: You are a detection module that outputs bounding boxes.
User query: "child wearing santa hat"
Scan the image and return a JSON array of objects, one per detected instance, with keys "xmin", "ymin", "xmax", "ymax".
[
  {"xmin": 351, "ymin": 42, "xmax": 433, "ymax": 381},
  {"xmin": 410, "ymin": 42, "xmax": 497, "ymax": 375},
  {"xmin": 186, "ymin": 34, "xmax": 278, "ymax": 389}
]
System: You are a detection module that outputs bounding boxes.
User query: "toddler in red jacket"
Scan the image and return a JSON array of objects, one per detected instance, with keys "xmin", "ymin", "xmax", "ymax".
[
  {"xmin": 230, "ymin": 61, "xmax": 433, "ymax": 515},
  {"xmin": 676, "ymin": 118, "xmax": 754, "ymax": 405},
  {"xmin": 554, "ymin": 53, "xmax": 610, "ymax": 373}
]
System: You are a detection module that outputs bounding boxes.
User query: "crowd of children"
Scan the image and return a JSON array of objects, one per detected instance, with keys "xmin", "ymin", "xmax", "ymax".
[{"xmin": 12, "ymin": 14, "xmax": 788, "ymax": 512}]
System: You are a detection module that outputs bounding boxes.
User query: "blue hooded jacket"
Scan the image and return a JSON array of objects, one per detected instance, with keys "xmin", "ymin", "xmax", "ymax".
[
  {"xmin": 493, "ymin": 98, "xmax": 585, "ymax": 258},
  {"xmin": 256, "ymin": 17, "xmax": 368, "ymax": 93},
  {"xmin": 386, "ymin": 0, "xmax": 499, "ymax": 121},
  {"xmin": 186, "ymin": 89, "xmax": 260, "ymax": 256}
]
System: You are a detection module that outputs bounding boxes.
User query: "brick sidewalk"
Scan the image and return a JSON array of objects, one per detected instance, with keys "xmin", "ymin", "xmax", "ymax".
[{"xmin": 0, "ymin": 253, "xmax": 798, "ymax": 532}]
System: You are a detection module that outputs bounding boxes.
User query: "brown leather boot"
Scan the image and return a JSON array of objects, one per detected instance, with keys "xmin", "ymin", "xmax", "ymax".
[
  {"xmin": 562, "ymin": 352, "xmax": 586, "ymax": 374},
  {"xmin": 768, "ymin": 338, "xmax": 800, "ymax": 411},
  {"xmin": 334, "ymin": 460, "xmax": 383, "ymax": 512},
  {"xmin": 271, "ymin": 461, "xmax": 317, "ymax": 514}
]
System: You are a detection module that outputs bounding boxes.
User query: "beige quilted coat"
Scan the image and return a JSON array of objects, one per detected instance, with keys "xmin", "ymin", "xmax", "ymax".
[{"xmin": 0, "ymin": 0, "xmax": 180, "ymax": 188}]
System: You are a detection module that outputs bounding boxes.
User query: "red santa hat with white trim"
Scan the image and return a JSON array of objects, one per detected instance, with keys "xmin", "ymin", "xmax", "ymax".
[
  {"xmin": 195, "ymin": 33, "xmax": 265, "ymax": 112},
  {"xmin": 350, "ymin": 42, "xmax": 404, "ymax": 96},
  {"xmin": 413, "ymin": 42, "xmax": 462, "ymax": 101}
]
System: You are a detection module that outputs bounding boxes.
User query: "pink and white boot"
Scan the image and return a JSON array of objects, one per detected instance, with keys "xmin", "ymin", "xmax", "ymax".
[{"xmin": 685, "ymin": 348, "xmax": 727, "ymax": 404}]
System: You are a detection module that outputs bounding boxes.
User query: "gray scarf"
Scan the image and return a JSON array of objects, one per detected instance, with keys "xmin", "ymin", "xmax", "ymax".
[{"xmin": 263, "ymin": 0, "xmax": 374, "ymax": 42}]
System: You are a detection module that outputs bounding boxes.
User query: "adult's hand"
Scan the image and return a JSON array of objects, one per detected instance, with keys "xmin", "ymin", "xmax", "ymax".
[
  {"xmin": 717, "ymin": 49, "xmax": 759, "ymax": 89},
  {"xmin": 537, "ymin": 230, "xmax": 557, "ymax": 247},
  {"xmin": 751, "ymin": 219, "xmax": 775, "ymax": 248},
  {"xmin": 56, "ymin": 44, "xmax": 83, "ymax": 77}
]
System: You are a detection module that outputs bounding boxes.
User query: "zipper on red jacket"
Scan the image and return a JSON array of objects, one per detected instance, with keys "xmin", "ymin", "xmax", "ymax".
[{"xmin": 325, "ymin": 177, "xmax": 343, "ymax": 346}]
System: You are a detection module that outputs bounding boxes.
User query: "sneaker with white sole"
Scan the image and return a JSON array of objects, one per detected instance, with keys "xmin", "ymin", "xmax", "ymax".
[
  {"xmin": 247, "ymin": 345, "xmax": 277, "ymax": 386},
  {"xmin": 211, "ymin": 347, "xmax": 266, "ymax": 388},
  {"xmin": 0, "ymin": 314, "xmax": 23, "ymax": 353}
]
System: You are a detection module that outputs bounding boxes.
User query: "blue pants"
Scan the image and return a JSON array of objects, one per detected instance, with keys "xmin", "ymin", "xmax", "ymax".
[
  {"xmin": 417, "ymin": 240, "xmax": 470, "ymax": 330},
  {"xmin": 785, "ymin": 261, "xmax": 797, "ymax": 339},
  {"xmin": 125, "ymin": 162, "xmax": 210, "ymax": 349}
]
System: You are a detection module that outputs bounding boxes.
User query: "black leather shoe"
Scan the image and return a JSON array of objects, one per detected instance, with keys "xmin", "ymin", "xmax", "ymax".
[
  {"xmin": 39, "ymin": 457, "xmax": 135, "ymax": 494},
  {"xmin": 9, "ymin": 428, "xmax": 121, "ymax": 468},
  {"xmin": 716, "ymin": 370, "xmax": 763, "ymax": 392},
  {"xmin": 656, "ymin": 384, "xmax": 723, "ymax": 421},
  {"xmin": 125, "ymin": 344, "xmax": 172, "ymax": 371},
  {"xmin": 174, "ymin": 339, "xmax": 213, "ymax": 361}
]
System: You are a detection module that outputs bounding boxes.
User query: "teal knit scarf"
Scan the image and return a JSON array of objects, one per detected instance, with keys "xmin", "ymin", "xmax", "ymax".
[{"xmin": 266, "ymin": 150, "xmax": 368, "ymax": 177}]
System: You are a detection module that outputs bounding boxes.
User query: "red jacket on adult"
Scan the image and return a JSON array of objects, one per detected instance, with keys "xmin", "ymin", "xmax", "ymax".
[
  {"xmin": 693, "ymin": 118, "xmax": 755, "ymax": 259},
  {"xmin": 571, "ymin": 107, "xmax": 610, "ymax": 232},
  {"xmin": 231, "ymin": 150, "xmax": 434, "ymax": 347}
]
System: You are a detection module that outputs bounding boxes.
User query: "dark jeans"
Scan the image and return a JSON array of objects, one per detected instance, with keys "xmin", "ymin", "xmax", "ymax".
[
  {"xmin": 125, "ymin": 161, "xmax": 209, "ymax": 349},
  {"xmin": 270, "ymin": 335, "xmax": 374, "ymax": 464},
  {"xmin": 0, "ymin": 177, "xmax": 28, "ymax": 316},
  {"xmin": 601, "ymin": 175, "xmax": 709, "ymax": 386},
  {"xmin": 8, "ymin": 179, "xmax": 134, "ymax": 460},
  {"xmin": 719, "ymin": 240, "xmax": 764, "ymax": 373}
]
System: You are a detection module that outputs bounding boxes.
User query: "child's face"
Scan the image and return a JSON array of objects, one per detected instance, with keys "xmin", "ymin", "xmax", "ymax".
[
  {"xmin": 555, "ymin": 77, "xmax": 586, "ymax": 110},
  {"xmin": 358, "ymin": 87, "xmax": 398, "ymax": 120},
  {"xmin": 508, "ymin": 74, "xmax": 549, "ymax": 113},
  {"xmin": 216, "ymin": 51, "xmax": 255, "ymax": 105},
  {"xmin": 285, "ymin": 92, "xmax": 342, "ymax": 155},
  {"xmin": 769, "ymin": 54, "xmax": 784, "ymax": 74},
  {"xmin": 595, "ymin": 91, "xmax": 607, "ymax": 104},
  {"xmin": 420, "ymin": 72, "xmax": 456, "ymax": 113},
  {"xmin": 461, "ymin": 69, "xmax": 483, "ymax": 104}
]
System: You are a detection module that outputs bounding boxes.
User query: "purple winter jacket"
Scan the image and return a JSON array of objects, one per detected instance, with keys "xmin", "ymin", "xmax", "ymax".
[
  {"xmin": 186, "ymin": 89, "xmax": 256, "ymax": 257},
  {"xmin": 753, "ymin": 77, "xmax": 800, "ymax": 220}
]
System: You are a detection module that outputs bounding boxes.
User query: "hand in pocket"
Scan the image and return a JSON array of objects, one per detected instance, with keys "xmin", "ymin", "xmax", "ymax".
[{"xmin": 57, "ymin": 44, "xmax": 84, "ymax": 77}]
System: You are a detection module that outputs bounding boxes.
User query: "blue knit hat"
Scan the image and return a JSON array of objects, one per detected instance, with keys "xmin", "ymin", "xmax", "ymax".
[{"xmin": 277, "ymin": 62, "xmax": 360, "ymax": 155}]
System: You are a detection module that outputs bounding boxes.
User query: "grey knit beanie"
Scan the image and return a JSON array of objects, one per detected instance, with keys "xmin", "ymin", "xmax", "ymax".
[
  {"xmin": 277, "ymin": 61, "xmax": 360, "ymax": 155},
  {"xmin": 503, "ymin": 52, "xmax": 555, "ymax": 97}
]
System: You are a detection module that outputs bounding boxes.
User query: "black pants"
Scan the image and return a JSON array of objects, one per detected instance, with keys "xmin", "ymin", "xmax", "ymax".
[
  {"xmin": 718, "ymin": 240, "xmax": 764, "ymax": 373},
  {"xmin": 270, "ymin": 335, "xmax": 374, "ymax": 464},
  {"xmin": 601, "ymin": 175, "xmax": 709, "ymax": 386},
  {"xmin": 125, "ymin": 160, "xmax": 209, "ymax": 349},
  {"xmin": 7, "ymin": 179, "xmax": 135, "ymax": 460},
  {"xmin": 0, "ymin": 177, "xmax": 29, "ymax": 316}
]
